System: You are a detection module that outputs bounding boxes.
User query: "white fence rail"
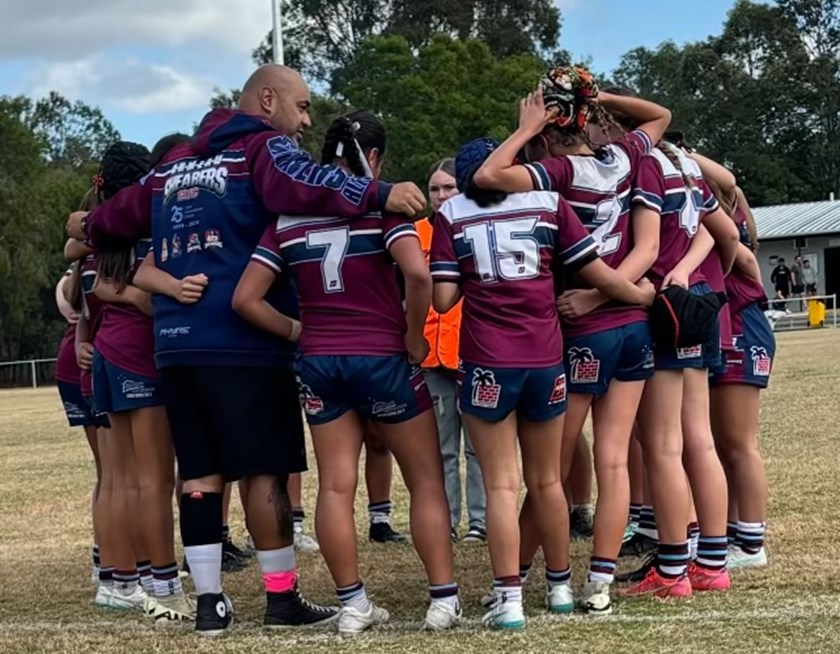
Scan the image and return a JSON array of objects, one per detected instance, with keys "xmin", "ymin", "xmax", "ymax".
[
  {"xmin": 765, "ymin": 294, "xmax": 837, "ymax": 332},
  {"xmin": 0, "ymin": 358, "xmax": 58, "ymax": 389}
]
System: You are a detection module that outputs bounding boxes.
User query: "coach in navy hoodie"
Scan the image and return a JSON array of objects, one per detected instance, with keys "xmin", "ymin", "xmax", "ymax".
[{"xmin": 68, "ymin": 65, "xmax": 426, "ymax": 635}]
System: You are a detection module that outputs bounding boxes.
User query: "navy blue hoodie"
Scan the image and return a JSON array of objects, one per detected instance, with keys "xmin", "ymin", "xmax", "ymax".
[{"xmin": 86, "ymin": 109, "xmax": 392, "ymax": 368}]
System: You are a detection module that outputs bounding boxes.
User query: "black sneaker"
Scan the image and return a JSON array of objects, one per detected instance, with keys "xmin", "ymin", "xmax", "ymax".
[
  {"xmin": 222, "ymin": 540, "xmax": 250, "ymax": 573},
  {"xmin": 369, "ymin": 522, "xmax": 409, "ymax": 544},
  {"xmin": 196, "ymin": 593, "xmax": 233, "ymax": 637},
  {"xmin": 462, "ymin": 527, "xmax": 487, "ymax": 544},
  {"xmin": 615, "ymin": 552, "xmax": 656, "ymax": 584},
  {"xmin": 619, "ymin": 533, "xmax": 658, "ymax": 558},
  {"xmin": 264, "ymin": 584, "xmax": 339, "ymax": 628},
  {"xmin": 224, "ymin": 537, "xmax": 254, "ymax": 560},
  {"xmin": 570, "ymin": 508, "xmax": 594, "ymax": 540}
]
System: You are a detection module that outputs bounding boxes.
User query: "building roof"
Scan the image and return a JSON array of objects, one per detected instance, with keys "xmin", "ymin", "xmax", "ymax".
[{"xmin": 754, "ymin": 200, "xmax": 840, "ymax": 240}]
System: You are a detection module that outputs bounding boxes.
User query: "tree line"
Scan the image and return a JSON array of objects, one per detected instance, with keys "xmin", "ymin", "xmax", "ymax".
[{"xmin": 2, "ymin": 0, "xmax": 838, "ymax": 364}]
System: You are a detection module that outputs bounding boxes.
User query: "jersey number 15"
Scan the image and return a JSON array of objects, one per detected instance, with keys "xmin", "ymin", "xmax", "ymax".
[{"xmin": 463, "ymin": 217, "xmax": 540, "ymax": 283}]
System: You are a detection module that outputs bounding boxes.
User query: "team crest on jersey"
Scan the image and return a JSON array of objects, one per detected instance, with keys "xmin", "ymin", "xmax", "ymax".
[
  {"xmin": 471, "ymin": 368, "xmax": 501, "ymax": 409},
  {"xmin": 751, "ymin": 346, "xmax": 771, "ymax": 377},
  {"xmin": 677, "ymin": 345, "xmax": 702, "ymax": 359},
  {"xmin": 171, "ymin": 235, "xmax": 182, "ymax": 258},
  {"xmin": 187, "ymin": 232, "xmax": 201, "ymax": 254},
  {"xmin": 160, "ymin": 238, "xmax": 169, "ymax": 263},
  {"xmin": 204, "ymin": 229, "xmax": 223, "ymax": 249},
  {"xmin": 548, "ymin": 375, "xmax": 567, "ymax": 405},
  {"xmin": 568, "ymin": 347, "xmax": 601, "ymax": 384},
  {"xmin": 297, "ymin": 382, "xmax": 324, "ymax": 415}
]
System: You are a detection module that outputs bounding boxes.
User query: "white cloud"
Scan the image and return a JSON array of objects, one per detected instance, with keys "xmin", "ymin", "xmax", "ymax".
[
  {"xmin": 32, "ymin": 56, "xmax": 215, "ymax": 114},
  {"xmin": 0, "ymin": 0, "xmax": 272, "ymax": 59}
]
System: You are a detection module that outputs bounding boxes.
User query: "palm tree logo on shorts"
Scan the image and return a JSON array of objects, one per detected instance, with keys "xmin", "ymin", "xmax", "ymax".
[
  {"xmin": 297, "ymin": 381, "xmax": 325, "ymax": 415},
  {"xmin": 568, "ymin": 347, "xmax": 600, "ymax": 384},
  {"xmin": 750, "ymin": 346, "xmax": 771, "ymax": 377},
  {"xmin": 471, "ymin": 368, "xmax": 501, "ymax": 409}
]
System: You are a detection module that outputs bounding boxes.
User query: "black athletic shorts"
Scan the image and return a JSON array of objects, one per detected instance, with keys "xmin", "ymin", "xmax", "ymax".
[{"xmin": 161, "ymin": 365, "xmax": 306, "ymax": 482}]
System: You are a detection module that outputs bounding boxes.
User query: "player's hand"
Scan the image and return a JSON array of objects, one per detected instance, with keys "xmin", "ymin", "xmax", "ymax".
[
  {"xmin": 385, "ymin": 182, "xmax": 426, "ymax": 217},
  {"xmin": 67, "ymin": 211, "xmax": 88, "ymax": 240},
  {"xmin": 662, "ymin": 268, "xmax": 689, "ymax": 291},
  {"xmin": 556, "ymin": 288, "xmax": 601, "ymax": 319},
  {"xmin": 518, "ymin": 87, "xmax": 557, "ymax": 136},
  {"xmin": 76, "ymin": 342, "xmax": 94, "ymax": 370},
  {"xmin": 637, "ymin": 277, "xmax": 656, "ymax": 307},
  {"xmin": 405, "ymin": 331, "xmax": 430, "ymax": 365},
  {"xmin": 177, "ymin": 274, "xmax": 209, "ymax": 304}
]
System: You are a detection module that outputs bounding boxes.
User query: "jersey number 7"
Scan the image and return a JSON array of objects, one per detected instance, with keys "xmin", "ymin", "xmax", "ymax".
[{"xmin": 306, "ymin": 227, "xmax": 350, "ymax": 293}]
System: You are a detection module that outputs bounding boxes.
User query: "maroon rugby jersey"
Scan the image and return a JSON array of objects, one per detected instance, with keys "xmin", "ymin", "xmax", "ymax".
[
  {"xmin": 252, "ymin": 212, "xmax": 417, "ymax": 356},
  {"xmin": 633, "ymin": 146, "xmax": 720, "ymax": 290},
  {"xmin": 94, "ymin": 239, "xmax": 158, "ymax": 379},
  {"xmin": 523, "ymin": 130, "xmax": 654, "ymax": 338},
  {"xmin": 429, "ymin": 191, "xmax": 598, "ymax": 368},
  {"xmin": 55, "ymin": 324, "xmax": 81, "ymax": 384},
  {"xmin": 80, "ymin": 255, "xmax": 105, "ymax": 395}
]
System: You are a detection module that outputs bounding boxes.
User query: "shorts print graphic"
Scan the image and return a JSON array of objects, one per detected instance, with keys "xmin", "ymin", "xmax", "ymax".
[
  {"xmin": 710, "ymin": 303, "xmax": 776, "ymax": 389},
  {"xmin": 297, "ymin": 379, "xmax": 325, "ymax": 416},
  {"xmin": 471, "ymin": 368, "xmax": 502, "ymax": 409},
  {"xmin": 677, "ymin": 345, "xmax": 702, "ymax": 360},
  {"xmin": 750, "ymin": 346, "xmax": 772, "ymax": 377},
  {"xmin": 568, "ymin": 347, "xmax": 601, "ymax": 385},
  {"xmin": 548, "ymin": 374, "xmax": 567, "ymax": 405}
]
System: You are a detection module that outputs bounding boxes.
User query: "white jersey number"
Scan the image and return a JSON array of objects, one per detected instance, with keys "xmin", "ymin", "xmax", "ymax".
[
  {"xmin": 463, "ymin": 217, "xmax": 540, "ymax": 283},
  {"xmin": 679, "ymin": 189, "xmax": 703, "ymax": 237},
  {"xmin": 591, "ymin": 198, "xmax": 622, "ymax": 256},
  {"xmin": 306, "ymin": 227, "xmax": 350, "ymax": 293}
]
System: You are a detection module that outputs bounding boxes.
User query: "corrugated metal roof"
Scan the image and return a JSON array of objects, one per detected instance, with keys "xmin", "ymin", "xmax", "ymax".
[{"xmin": 754, "ymin": 200, "xmax": 840, "ymax": 240}]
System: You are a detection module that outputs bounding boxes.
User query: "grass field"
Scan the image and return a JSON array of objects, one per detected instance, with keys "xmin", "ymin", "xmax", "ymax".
[{"xmin": 2, "ymin": 329, "xmax": 840, "ymax": 654}]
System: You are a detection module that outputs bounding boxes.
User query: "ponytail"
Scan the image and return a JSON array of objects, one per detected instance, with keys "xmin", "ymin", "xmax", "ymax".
[
  {"xmin": 657, "ymin": 141, "xmax": 696, "ymax": 191},
  {"xmin": 321, "ymin": 111, "xmax": 386, "ymax": 178}
]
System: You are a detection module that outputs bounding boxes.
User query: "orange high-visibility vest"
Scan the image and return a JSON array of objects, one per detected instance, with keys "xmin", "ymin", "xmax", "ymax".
[{"xmin": 416, "ymin": 217, "xmax": 462, "ymax": 370}]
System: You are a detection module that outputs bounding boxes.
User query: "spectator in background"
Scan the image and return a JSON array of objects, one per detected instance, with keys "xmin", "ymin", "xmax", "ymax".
[
  {"xmin": 770, "ymin": 257, "xmax": 792, "ymax": 311},
  {"xmin": 791, "ymin": 256, "xmax": 805, "ymax": 309},
  {"xmin": 418, "ymin": 158, "xmax": 487, "ymax": 544},
  {"xmin": 801, "ymin": 258, "xmax": 818, "ymax": 296}
]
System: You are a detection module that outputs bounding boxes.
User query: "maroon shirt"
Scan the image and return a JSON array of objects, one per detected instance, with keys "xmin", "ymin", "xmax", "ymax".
[
  {"xmin": 252, "ymin": 213, "xmax": 418, "ymax": 356},
  {"xmin": 523, "ymin": 131, "xmax": 654, "ymax": 338},
  {"xmin": 430, "ymin": 191, "xmax": 599, "ymax": 367},
  {"xmin": 55, "ymin": 324, "xmax": 81, "ymax": 384},
  {"xmin": 726, "ymin": 205, "xmax": 767, "ymax": 314},
  {"xmin": 633, "ymin": 147, "xmax": 719, "ymax": 290},
  {"xmin": 94, "ymin": 239, "xmax": 158, "ymax": 379},
  {"xmin": 80, "ymin": 255, "xmax": 105, "ymax": 396}
]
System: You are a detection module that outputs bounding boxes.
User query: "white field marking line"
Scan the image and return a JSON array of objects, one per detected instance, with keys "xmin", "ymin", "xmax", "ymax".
[{"xmin": 6, "ymin": 604, "xmax": 840, "ymax": 640}]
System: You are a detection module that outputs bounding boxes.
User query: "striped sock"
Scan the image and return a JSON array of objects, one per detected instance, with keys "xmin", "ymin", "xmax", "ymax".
[
  {"xmin": 493, "ymin": 576, "xmax": 522, "ymax": 603},
  {"xmin": 736, "ymin": 521, "xmax": 765, "ymax": 554},
  {"xmin": 545, "ymin": 567, "xmax": 572, "ymax": 588},
  {"xmin": 92, "ymin": 545, "xmax": 100, "ymax": 568},
  {"xmin": 687, "ymin": 522, "xmax": 701, "ymax": 560},
  {"xmin": 337, "ymin": 580, "xmax": 369, "ymax": 612},
  {"xmin": 727, "ymin": 521, "xmax": 738, "ymax": 545},
  {"xmin": 656, "ymin": 542, "xmax": 689, "ymax": 579},
  {"xmin": 369, "ymin": 500, "xmax": 392, "ymax": 525},
  {"xmin": 113, "ymin": 568, "xmax": 140, "ymax": 590},
  {"xmin": 99, "ymin": 566, "xmax": 115, "ymax": 588},
  {"xmin": 637, "ymin": 505, "xmax": 659, "ymax": 541},
  {"xmin": 588, "ymin": 557, "xmax": 617, "ymax": 584},
  {"xmin": 222, "ymin": 525, "xmax": 230, "ymax": 541},
  {"xmin": 519, "ymin": 562, "xmax": 532, "ymax": 584},
  {"xmin": 696, "ymin": 535, "xmax": 728, "ymax": 570},
  {"xmin": 629, "ymin": 503, "xmax": 643, "ymax": 524},
  {"xmin": 429, "ymin": 582, "xmax": 459, "ymax": 609},
  {"xmin": 152, "ymin": 563, "xmax": 182, "ymax": 597},
  {"xmin": 293, "ymin": 507, "xmax": 305, "ymax": 531},
  {"xmin": 137, "ymin": 561, "xmax": 154, "ymax": 594}
]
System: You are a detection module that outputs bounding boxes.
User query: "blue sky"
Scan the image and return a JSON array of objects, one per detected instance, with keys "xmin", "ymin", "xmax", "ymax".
[{"xmin": 0, "ymin": 0, "xmax": 759, "ymax": 148}]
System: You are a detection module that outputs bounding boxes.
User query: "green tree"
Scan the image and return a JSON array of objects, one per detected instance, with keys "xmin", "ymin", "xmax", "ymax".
[
  {"xmin": 614, "ymin": 0, "xmax": 840, "ymax": 206},
  {"xmin": 253, "ymin": 0, "xmax": 562, "ymax": 86},
  {"xmin": 337, "ymin": 35, "xmax": 544, "ymax": 184}
]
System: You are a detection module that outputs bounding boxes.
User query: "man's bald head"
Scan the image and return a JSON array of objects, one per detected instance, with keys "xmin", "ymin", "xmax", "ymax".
[{"xmin": 239, "ymin": 64, "xmax": 312, "ymax": 142}]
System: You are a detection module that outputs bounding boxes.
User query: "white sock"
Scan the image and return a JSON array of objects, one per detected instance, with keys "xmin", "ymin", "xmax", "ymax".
[
  {"xmin": 344, "ymin": 585, "xmax": 371, "ymax": 612},
  {"xmin": 495, "ymin": 586, "xmax": 522, "ymax": 604},
  {"xmin": 185, "ymin": 543, "xmax": 223, "ymax": 595}
]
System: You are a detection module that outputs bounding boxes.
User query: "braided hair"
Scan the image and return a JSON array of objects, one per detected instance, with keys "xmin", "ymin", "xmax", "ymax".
[
  {"xmin": 321, "ymin": 111, "xmax": 386, "ymax": 178},
  {"xmin": 658, "ymin": 134, "xmax": 697, "ymax": 191},
  {"xmin": 95, "ymin": 141, "xmax": 151, "ymax": 292}
]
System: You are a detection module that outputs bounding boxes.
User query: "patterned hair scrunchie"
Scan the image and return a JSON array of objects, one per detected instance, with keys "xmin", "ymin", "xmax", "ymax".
[{"xmin": 540, "ymin": 66, "xmax": 600, "ymax": 131}]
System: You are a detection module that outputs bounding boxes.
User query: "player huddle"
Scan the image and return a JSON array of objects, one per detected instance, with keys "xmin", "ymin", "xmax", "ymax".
[{"xmin": 56, "ymin": 63, "xmax": 773, "ymax": 636}]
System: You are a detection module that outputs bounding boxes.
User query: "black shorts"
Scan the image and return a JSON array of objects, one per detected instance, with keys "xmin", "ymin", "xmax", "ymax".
[
  {"xmin": 161, "ymin": 365, "xmax": 306, "ymax": 482},
  {"xmin": 806, "ymin": 284, "xmax": 818, "ymax": 294},
  {"xmin": 792, "ymin": 284, "xmax": 805, "ymax": 294}
]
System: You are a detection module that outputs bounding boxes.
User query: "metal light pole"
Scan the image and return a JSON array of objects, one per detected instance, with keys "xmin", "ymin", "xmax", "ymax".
[{"xmin": 272, "ymin": 0, "xmax": 285, "ymax": 65}]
